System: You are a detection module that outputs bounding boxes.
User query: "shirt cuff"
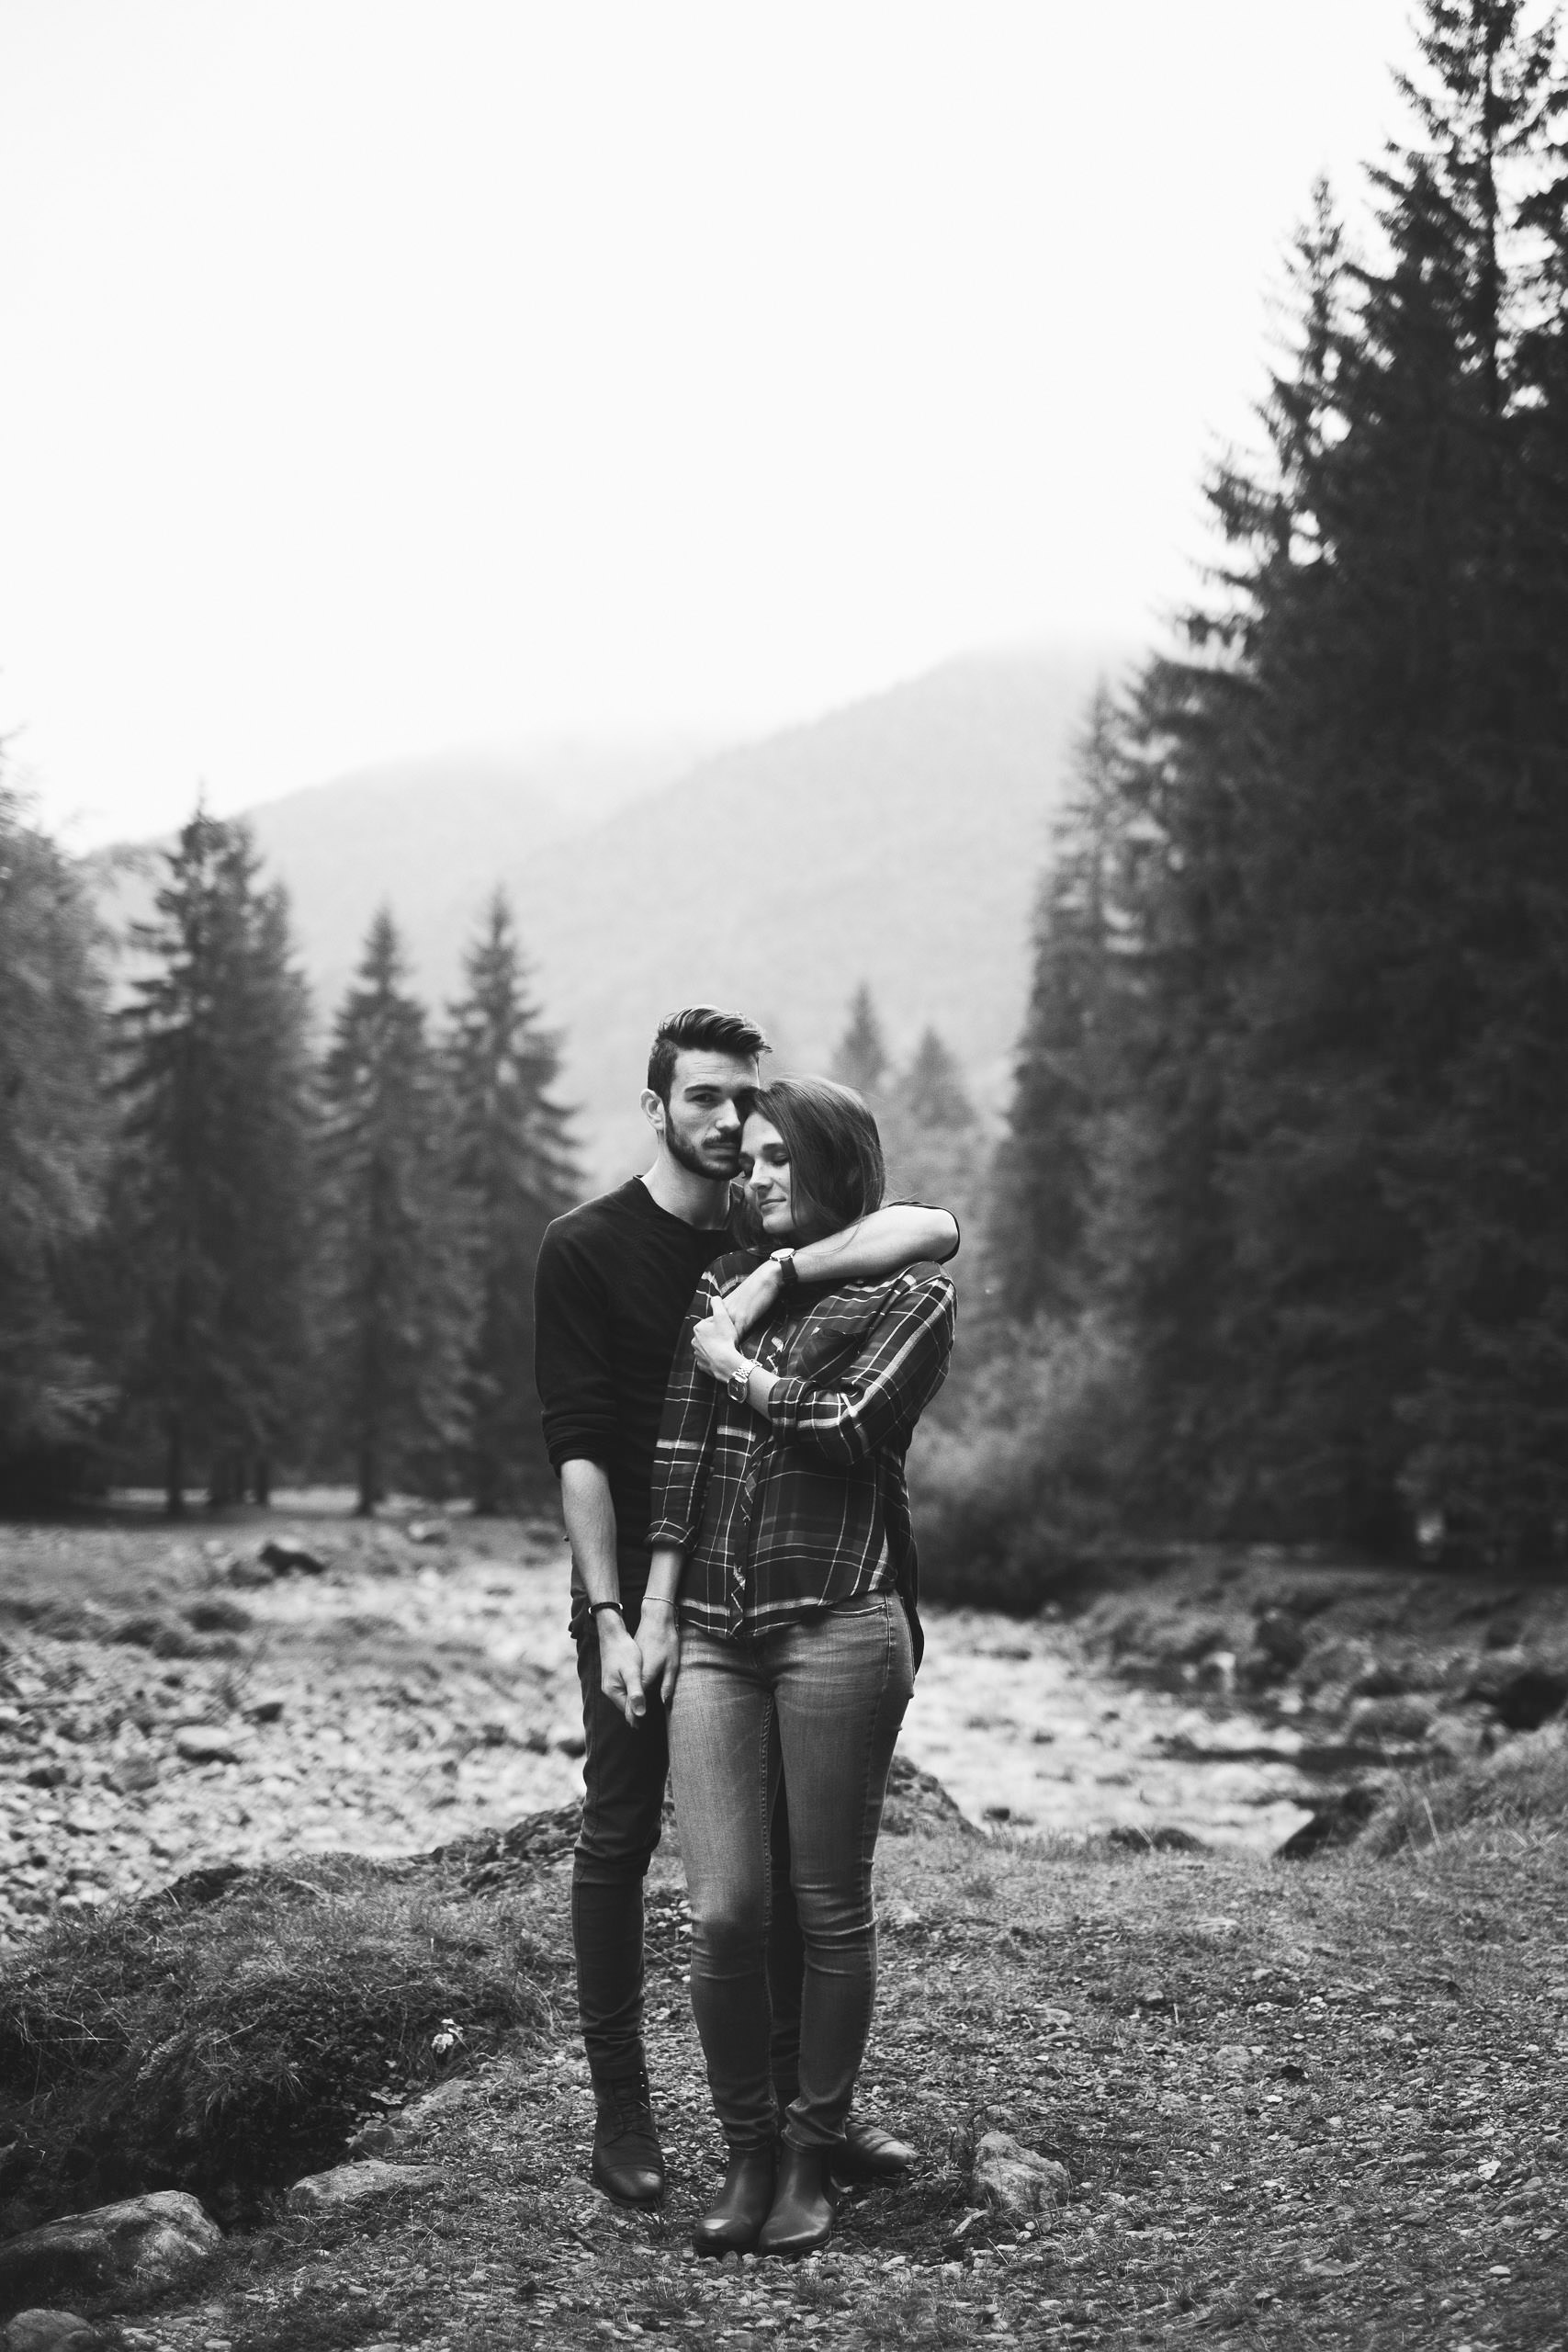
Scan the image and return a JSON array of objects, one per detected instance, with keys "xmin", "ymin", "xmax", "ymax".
[
  {"xmin": 646, "ymin": 1516, "xmax": 691, "ymax": 1548},
  {"xmin": 546, "ymin": 1437, "xmax": 614, "ymax": 1471},
  {"xmin": 761, "ymin": 1374, "xmax": 811, "ymax": 1431}
]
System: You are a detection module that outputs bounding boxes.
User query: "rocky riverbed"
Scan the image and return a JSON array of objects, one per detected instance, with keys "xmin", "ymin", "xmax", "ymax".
[{"xmin": 4, "ymin": 1510, "xmax": 1565, "ymax": 1946}]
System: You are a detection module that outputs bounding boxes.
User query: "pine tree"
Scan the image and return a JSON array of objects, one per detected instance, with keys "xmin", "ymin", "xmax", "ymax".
[
  {"xmin": 317, "ymin": 910, "xmax": 471, "ymax": 1514},
  {"xmin": 113, "ymin": 809, "xmax": 314, "ymax": 1514},
  {"xmin": 829, "ymin": 983, "xmax": 889, "ymax": 1101},
  {"xmin": 897, "ymin": 1028, "xmax": 976, "ymax": 1133},
  {"xmin": 446, "ymin": 891, "xmax": 578, "ymax": 1511},
  {"xmin": 0, "ymin": 776, "xmax": 110, "ymax": 1485},
  {"xmin": 988, "ymin": 686, "xmax": 1145, "ymax": 1327},
  {"xmin": 880, "ymin": 1022, "xmax": 984, "ymax": 1268}
]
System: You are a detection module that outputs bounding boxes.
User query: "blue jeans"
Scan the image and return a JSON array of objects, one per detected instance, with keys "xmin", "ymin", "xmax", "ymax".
[{"xmin": 667, "ymin": 1593, "xmax": 915, "ymax": 2153}]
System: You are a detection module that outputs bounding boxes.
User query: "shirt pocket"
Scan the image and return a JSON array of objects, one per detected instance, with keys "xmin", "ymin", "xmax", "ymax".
[{"xmin": 785, "ymin": 1315, "xmax": 876, "ymax": 1380}]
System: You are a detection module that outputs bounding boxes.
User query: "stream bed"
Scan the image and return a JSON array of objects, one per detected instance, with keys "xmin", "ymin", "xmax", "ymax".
[{"xmin": 908, "ymin": 1605, "xmax": 1317, "ymax": 1851}]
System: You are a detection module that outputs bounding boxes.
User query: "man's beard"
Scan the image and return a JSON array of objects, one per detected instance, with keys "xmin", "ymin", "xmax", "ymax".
[{"xmin": 665, "ymin": 1124, "xmax": 739, "ymax": 1183}]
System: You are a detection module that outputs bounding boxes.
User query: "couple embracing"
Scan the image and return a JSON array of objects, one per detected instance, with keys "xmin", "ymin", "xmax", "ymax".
[{"xmin": 534, "ymin": 1007, "xmax": 958, "ymax": 2257}]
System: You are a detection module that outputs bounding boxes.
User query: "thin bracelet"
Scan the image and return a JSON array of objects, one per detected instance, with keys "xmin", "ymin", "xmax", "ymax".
[{"xmin": 639, "ymin": 1595, "xmax": 676, "ymax": 1610}]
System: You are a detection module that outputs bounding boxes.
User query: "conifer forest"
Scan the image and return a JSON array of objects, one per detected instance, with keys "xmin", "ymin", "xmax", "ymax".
[{"xmin": 4, "ymin": 0, "xmax": 1568, "ymax": 1586}]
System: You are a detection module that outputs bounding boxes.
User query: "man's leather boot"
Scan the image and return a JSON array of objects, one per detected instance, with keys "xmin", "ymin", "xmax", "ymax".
[
  {"xmin": 693, "ymin": 2143, "xmax": 777, "ymax": 2256},
  {"xmin": 758, "ymin": 2142, "xmax": 835, "ymax": 2257},
  {"xmin": 591, "ymin": 2066, "xmax": 666, "ymax": 2207},
  {"xmin": 829, "ymin": 2117, "xmax": 916, "ymax": 2182}
]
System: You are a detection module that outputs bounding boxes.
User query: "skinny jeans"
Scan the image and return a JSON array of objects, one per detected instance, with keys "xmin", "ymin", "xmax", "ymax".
[
  {"xmin": 570, "ymin": 1557, "xmax": 805, "ymax": 2089},
  {"xmin": 667, "ymin": 1591, "xmax": 915, "ymax": 2154}
]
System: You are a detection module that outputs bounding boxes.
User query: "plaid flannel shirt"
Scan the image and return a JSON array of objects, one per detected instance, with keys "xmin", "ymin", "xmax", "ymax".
[{"xmin": 648, "ymin": 1251, "xmax": 956, "ymax": 1653}]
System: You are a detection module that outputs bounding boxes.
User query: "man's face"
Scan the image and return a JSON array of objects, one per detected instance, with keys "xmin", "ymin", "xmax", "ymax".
[{"xmin": 654, "ymin": 1049, "xmax": 760, "ymax": 1182}]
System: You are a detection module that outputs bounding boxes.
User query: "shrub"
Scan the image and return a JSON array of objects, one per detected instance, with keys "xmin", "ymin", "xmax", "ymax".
[
  {"xmin": 0, "ymin": 1855, "xmax": 550, "ymax": 2225},
  {"xmin": 908, "ymin": 1312, "xmax": 1139, "ymax": 1611}
]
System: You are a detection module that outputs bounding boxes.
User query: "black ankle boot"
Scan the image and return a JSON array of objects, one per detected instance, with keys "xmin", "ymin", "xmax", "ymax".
[
  {"xmin": 591, "ymin": 2066, "xmax": 666, "ymax": 2207},
  {"xmin": 694, "ymin": 2144, "xmax": 777, "ymax": 2256},
  {"xmin": 758, "ymin": 2142, "xmax": 835, "ymax": 2256}
]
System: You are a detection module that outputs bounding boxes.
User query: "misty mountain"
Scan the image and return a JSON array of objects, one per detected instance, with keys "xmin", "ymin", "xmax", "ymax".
[{"xmin": 96, "ymin": 652, "xmax": 1122, "ymax": 1189}]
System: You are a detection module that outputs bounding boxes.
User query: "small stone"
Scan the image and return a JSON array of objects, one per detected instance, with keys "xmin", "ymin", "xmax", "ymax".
[
  {"xmin": 1214, "ymin": 2043, "xmax": 1253, "ymax": 2078},
  {"xmin": 400, "ymin": 2076, "xmax": 478, "ymax": 2128},
  {"xmin": 405, "ymin": 1520, "xmax": 450, "ymax": 1546},
  {"xmin": 225, "ymin": 1557, "xmax": 277, "ymax": 1589},
  {"xmin": 972, "ymin": 2132, "xmax": 1069, "ymax": 2220},
  {"xmin": 284, "ymin": 2159, "xmax": 446, "ymax": 2214},
  {"xmin": 4, "ymin": 2313, "xmax": 104, "ymax": 2351},
  {"xmin": 175, "ymin": 1727, "xmax": 244, "ymax": 1767},
  {"xmin": 257, "ymin": 1541, "xmax": 328, "ymax": 1576},
  {"xmin": 243, "ymin": 1695, "xmax": 286, "ymax": 1724},
  {"xmin": 0, "ymin": 2192, "xmax": 220, "ymax": 2308}
]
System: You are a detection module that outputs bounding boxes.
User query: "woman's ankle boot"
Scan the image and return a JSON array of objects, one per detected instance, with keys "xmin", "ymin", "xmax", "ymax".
[
  {"xmin": 694, "ymin": 2145, "xmax": 777, "ymax": 2257},
  {"xmin": 758, "ymin": 2142, "xmax": 835, "ymax": 2257}
]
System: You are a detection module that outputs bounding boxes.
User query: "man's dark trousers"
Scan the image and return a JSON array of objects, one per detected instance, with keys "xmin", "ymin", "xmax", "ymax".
[{"xmin": 572, "ymin": 1551, "xmax": 804, "ymax": 2096}]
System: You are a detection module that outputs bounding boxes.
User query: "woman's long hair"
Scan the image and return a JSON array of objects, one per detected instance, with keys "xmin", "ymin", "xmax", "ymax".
[{"xmin": 734, "ymin": 1074, "xmax": 886, "ymax": 1246}]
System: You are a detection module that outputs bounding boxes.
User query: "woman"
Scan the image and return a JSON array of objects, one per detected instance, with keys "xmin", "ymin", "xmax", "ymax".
[{"xmin": 642, "ymin": 1075, "xmax": 955, "ymax": 2258}]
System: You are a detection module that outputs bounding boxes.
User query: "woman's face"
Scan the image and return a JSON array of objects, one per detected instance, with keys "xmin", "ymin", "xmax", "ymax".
[{"xmin": 739, "ymin": 1113, "xmax": 796, "ymax": 1238}]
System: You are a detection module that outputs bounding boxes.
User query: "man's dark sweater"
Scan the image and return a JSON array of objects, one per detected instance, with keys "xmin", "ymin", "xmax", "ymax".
[{"xmin": 534, "ymin": 1177, "xmax": 733, "ymax": 1581}]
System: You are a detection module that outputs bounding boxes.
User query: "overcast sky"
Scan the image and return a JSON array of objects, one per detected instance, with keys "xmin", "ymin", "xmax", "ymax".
[{"xmin": 2, "ymin": 0, "xmax": 1415, "ymax": 845}]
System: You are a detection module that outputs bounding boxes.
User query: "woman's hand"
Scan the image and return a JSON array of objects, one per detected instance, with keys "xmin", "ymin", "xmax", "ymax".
[
  {"xmin": 692, "ymin": 1291, "xmax": 745, "ymax": 1385},
  {"xmin": 637, "ymin": 1598, "xmax": 682, "ymax": 1705}
]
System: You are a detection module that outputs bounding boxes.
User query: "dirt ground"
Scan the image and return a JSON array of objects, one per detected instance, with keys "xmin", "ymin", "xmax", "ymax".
[{"xmin": 3, "ymin": 1510, "xmax": 1567, "ymax": 2348}]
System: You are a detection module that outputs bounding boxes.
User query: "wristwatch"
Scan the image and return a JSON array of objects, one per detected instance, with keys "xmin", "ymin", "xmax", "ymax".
[
  {"xmin": 769, "ymin": 1247, "xmax": 799, "ymax": 1292},
  {"xmin": 728, "ymin": 1358, "xmax": 755, "ymax": 1401}
]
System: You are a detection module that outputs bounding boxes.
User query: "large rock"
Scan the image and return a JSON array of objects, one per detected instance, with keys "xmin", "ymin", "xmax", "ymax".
[
  {"xmin": 0, "ymin": 2192, "xmax": 219, "ymax": 2310},
  {"xmin": 972, "ymin": 2132, "xmax": 1069, "ymax": 2219},
  {"xmin": 4, "ymin": 2314, "xmax": 103, "ymax": 2351},
  {"xmin": 1276, "ymin": 1783, "xmax": 1382, "ymax": 1860},
  {"xmin": 285, "ymin": 2159, "xmax": 445, "ymax": 2214}
]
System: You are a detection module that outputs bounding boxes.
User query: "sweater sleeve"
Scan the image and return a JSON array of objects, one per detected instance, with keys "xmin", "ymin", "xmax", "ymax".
[
  {"xmin": 533, "ymin": 1219, "xmax": 617, "ymax": 1472},
  {"xmin": 648, "ymin": 1270, "xmax": 721, "ymax": 1548},
  {"xmin": 762, "ymin": 1273, "xmax": 956, "ymax": 1468}
]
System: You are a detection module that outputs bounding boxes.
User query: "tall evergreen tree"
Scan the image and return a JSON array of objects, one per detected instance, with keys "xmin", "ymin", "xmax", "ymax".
[
  {"xmin": 1114, "ymin": 1, "xmax": 1568, "ymax": 1555},
  {"xmin": 881, "ymin": 1022, "xmax": 985, "ymax": 1275},
  {"xmin": 446, "ymin": 891, "xmax": 578, "ymax": 1511},
  {"xmin": 113, "ymin": 809, "xmax": 313, "ymax": 1513},
  {"xmin": 317, "ymin": 910, "xmax": 470, "ymax": 1514},
  {"xmin": 0, "ymin": 775, "xmax": 110, "ymax": 1484},
  {"xmin": 988, "ymin": 686, "xmax": 1145, "ymax": 1327},
  {"xmin": 829, "ymin": 983, "xmax": 890, "ymax": 1102}
]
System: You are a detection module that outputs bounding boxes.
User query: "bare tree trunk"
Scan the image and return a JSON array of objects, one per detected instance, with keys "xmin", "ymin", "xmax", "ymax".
[
  {"xmin": 253, "ymin": 1456, "xmax": 271, "ymax": 1507},
  {"xmin": 356, "ymin": 1433, "xmax": 376, "ymax": 1517},
  {"xmin": 164, "ymin": 1413, "xmax": 186, "ymax": 1519}
]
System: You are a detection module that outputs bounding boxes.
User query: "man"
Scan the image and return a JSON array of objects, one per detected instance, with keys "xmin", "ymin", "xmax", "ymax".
[{"xmin": 534, "ymin": 1005, "xmax": 959, "ymax": 2208}]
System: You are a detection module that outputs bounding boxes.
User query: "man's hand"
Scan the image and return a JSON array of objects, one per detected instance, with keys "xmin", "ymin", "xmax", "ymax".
[
  {"xmin": 693, "ymin": 1291, "xmax": 746, "ymax": 1383},
  {"xmin": 637, "ymin": 1600, "xmax": 681, "ymax": 1705},
  {"xmin": 597, "ymin": 1613, "xmax": 648, "ymax": 1727},
  {"xmin": 724, "ymin": 1258, "xmax": 782, "ymax": 1341}
]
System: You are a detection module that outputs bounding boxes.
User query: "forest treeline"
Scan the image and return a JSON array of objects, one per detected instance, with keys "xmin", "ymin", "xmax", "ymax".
[
  {"xmin": 5, "ymin": 1, "xmax": 1565, "ymax": 1588},
  {"xmin": 0, "ymin": 789, "xmax": 982, "ymax": 1516},
  {"xmin": 0, "ymin": 800, "xmax": 581, "ymax": 1514},
  {"xmin": 918, "ymin": 0, "xmax": 1568, "ymax": 1597}
]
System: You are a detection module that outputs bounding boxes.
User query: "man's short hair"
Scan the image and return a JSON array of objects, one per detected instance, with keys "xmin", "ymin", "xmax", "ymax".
[{"xmin": 647, "ymin": 1006, "xmax": 770, "ymax": 1105}]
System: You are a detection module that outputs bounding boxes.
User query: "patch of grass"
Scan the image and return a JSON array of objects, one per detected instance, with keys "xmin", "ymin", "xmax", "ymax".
[
  {"xmin": 0, "ymin": 1855, "xmax": 551, "ymax": 2229},
  {"xmin": 1366, "ymin": 1721, "xmax": 1568, "ymax": 1855}
]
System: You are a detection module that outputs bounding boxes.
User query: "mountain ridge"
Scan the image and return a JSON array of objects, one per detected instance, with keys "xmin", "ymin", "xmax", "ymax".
[{"xmin": 91, "ymin": 648, "xmax": 1126, "ymax": 1189}]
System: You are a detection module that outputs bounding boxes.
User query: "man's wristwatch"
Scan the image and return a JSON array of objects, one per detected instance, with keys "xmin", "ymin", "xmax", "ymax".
[
  {"xmin": 769, "ymin": 1247, "xmax": 799, "ymax": 1292},
  {"xmin": 727, "ymin": 1358, "xmax": 755, "ymax": 1401}
]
